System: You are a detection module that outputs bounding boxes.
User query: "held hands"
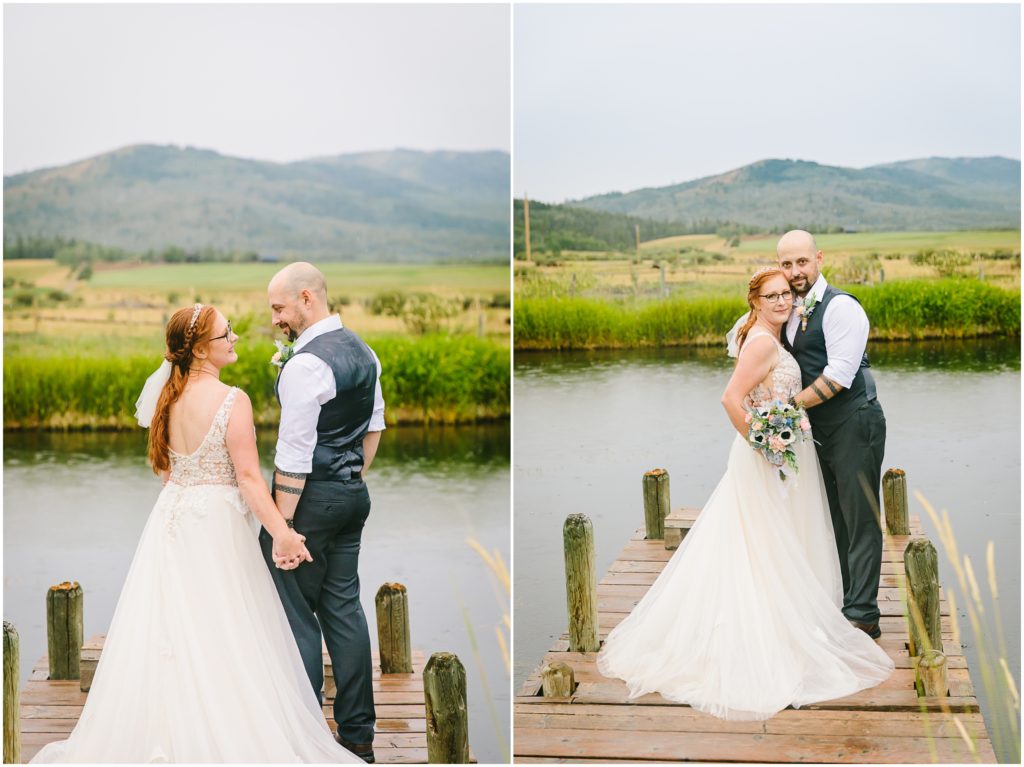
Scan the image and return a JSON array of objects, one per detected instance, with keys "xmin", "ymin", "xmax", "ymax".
[{"xmin": 272, "ymin": 528, "xmax": 313, "ymax": 570}]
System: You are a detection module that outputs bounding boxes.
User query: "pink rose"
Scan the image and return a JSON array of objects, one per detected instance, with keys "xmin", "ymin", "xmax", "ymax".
[
  {"xmin": 794, "ymin": 306, "xmax": 805, "ymax": 317},
  {"xmin": 800, "ymin": 418, "xmax": 811, "ymax": 431},
  {"xmin": 752, "ymin": 421, "xmax": 763, "ymax": 430},
  {"xmin": 744, "ymin": 412, "xmax": 752, "ymax": 424},
  {"xmin": 769, "ymin": 435, "xmax": 786, "ymax": 453}
]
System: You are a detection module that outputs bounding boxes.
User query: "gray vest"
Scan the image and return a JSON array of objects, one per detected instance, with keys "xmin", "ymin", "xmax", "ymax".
[
  {"xmin": 275, "ymin": 328, "xmax": 378, "ymax": 481},
  {"xmin": 783, "ymin": 285, "xmax": 878, "ymax": 437}
]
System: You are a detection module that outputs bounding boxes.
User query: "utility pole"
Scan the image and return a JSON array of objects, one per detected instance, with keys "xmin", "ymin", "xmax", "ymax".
[{"xmin": 524, "ymin": 194, "xmax": 532, "ymax": 264}]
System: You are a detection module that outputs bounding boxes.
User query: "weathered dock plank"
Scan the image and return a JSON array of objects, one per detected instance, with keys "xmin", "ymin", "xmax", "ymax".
[
  {"xmin": 19, "ymin": 641, "xmax": 450, "ymax": 763},
  {"xmin": 514, "ymin": 511, "xmax": 996, "ymax": 763}
]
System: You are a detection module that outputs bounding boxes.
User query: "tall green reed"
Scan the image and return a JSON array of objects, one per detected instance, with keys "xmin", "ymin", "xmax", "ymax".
[
  {"xmin": 456, "ymin": 537, "xmax": 510, "ymax": 763},
  {"xmin": 911, "ymin": 493, "xmax": 1020, "ymax": 763},
  {"xmin": 515, "ymin": 280, "xmax": 1021, "ymax": 350},
  {"xmin": 3, "ymin": 334, "xmax": 509, "ymax": 428}
]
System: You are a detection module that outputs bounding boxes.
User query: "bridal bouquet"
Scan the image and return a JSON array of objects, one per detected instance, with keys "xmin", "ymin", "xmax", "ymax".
[{"xmin": 745, "ymin": 400, "xmax": 812, "ymax": 481}]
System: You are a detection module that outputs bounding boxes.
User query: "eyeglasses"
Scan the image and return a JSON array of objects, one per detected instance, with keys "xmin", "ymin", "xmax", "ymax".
[
  {"xmin": 760, "ymin": 291, "xmax": 794, "ymax": 304},
  {"xmin": 210, "ymin": 321, "xmax": 233, "ymax": 342}
]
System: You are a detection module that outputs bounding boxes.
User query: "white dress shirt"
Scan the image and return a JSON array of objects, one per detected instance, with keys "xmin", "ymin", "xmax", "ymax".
[
  {"xmin": 275, "ymin": 315, "xmax": 385, "ymax": 474},
  {"xmin": 785, "ymin": 274, "xmax": 870, "ymax": 389}
]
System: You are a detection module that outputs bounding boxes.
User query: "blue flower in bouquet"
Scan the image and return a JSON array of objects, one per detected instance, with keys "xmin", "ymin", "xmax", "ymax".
[{"xmin": 745, "ymin": 399, "xmax": 813, "ymax": 481}]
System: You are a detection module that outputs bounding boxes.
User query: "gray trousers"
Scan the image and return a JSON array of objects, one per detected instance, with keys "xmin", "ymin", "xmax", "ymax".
[
  {"xmin": 260, "ymin": 479, "xmax": 376, "ymax": 744},
  {"xmin": 813, "ymin": 400, "xmax": 887, "ymax": 625}
]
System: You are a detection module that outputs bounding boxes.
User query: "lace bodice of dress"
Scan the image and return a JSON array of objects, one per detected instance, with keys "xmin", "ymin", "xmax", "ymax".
[
  {"xmin": 742, "ymin": 331, "xmax": 803, "ymax": 405},
  {"xmin": 167, "ymin": 387, "xmax": 239, "ymax": 487}
]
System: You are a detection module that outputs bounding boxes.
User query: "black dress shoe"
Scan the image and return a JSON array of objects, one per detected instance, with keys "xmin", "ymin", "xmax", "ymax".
[
  {"xmin": 850, "ymin": 619, "xmax": 882, "ymax": 639},
  {"xmin": 335, "ymin": 733, "xmax": 375, "ymax": 763}
]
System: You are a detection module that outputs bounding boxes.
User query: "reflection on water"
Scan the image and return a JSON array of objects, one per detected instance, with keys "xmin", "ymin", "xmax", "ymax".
[
  {"xmin": 4, "ymin": 421, "xmax": 511, "ymax": 472},
  {"xmin": 514, "ymin": 338, "xmax": 1019, "ymax": 761},
  {"xmin": 4, "ymin": 422, "xmax": 510, "ymax": 763},
  {"xmin": 516, "ymin": 336, "xmax": 1022, "ymax": 376}
]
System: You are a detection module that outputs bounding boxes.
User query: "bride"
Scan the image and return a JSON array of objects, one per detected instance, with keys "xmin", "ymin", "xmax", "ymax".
[
  {"xmin": 596, "ymin": 268, "xmax": 894, "ymax": 721},
  {"xmin": 31, "ymin": 304, "xmax": 362, "ymax": 763}
]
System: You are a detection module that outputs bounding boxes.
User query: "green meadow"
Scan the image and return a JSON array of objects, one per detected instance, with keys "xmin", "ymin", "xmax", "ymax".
[
  {"xmin": 728, "ymin": 229, "xmax": 1021, "ymax": 257},
  {"xmin": 4, "ymin": 261, "xmax": 511, "ymax": 429},
  {"xmin": 84, "ymin": 261, "xmax": 509, "ymax": 294},
  {"xmin": 515, "ymin": 230, "xmax": 1021, "ymax": 350}
]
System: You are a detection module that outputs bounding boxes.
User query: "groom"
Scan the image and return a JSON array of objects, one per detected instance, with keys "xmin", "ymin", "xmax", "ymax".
[
  {"xmin": 261, "ymin": 261, "xmax": 385, "ymax": 762},
  {"xmin": 777, "ymin": 230, "xmax": 887, "ymax": 639}
]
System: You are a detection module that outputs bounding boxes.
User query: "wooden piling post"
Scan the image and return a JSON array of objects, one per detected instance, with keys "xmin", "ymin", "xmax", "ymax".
[
  {"xmin": 4, "ymin": 622, "xmax": 19, "ymax": 765},
  {"xmin": 375, "ymin": 583, "xmax": 413, "ymax": 674},
  {"xmin": 540, "ymin": 661, "xmax": 576, "ymax": 697},
  {"xmin": 904, "ymin": 539, "xmax": 942, "ymax": 656},
  {"xmin": 642, "ymin": 469, "xmax": 670, "ymax": 540},
  {"xmin": 917, "ymin": 649, "xmax": 948, "ymax": 697},
  {"xmin": 424, "ymin": 652, "xmax": 469, "ymax": 764},
  {"xmin": 46, "ymin": 582, "xmax": 83, "ymax": 680},
  {"xmin": 882, "ymin": 468, "xmax": 910, "ymax": 535},
  {"xmin": 563, "ymin": 514, "xmax": 599, "ymax": 653}
]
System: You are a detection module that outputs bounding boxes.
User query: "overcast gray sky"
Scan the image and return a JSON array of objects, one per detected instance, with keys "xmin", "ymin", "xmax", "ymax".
[
  {"xmin": 4, "ymin": 4, "xmax": 510, "ymax": 175},
  {"xmin": 515, "ymin": 3, "xmax": 1021, "ymax": 202}
]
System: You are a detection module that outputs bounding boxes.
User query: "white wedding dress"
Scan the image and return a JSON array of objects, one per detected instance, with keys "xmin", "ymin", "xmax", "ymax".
[
  {"xmin": 596, "ymin": 332, "xmax": 894, "ymax": 720},
  {"xmin": 31, "ymin": 388, "xmax": 361, "ymax": 763}
]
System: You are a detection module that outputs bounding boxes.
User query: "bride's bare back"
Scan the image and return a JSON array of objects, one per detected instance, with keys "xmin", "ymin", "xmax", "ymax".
[{"xmin": 167, "ymin": 378, "xmax": 233, "ymax": 456}]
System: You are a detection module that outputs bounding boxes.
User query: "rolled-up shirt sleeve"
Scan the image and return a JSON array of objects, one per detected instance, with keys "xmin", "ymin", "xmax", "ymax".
[
  {"xmin": 821, "ymin": 297, "xmax": 870, "ymax": 389},
  {"xmin": 274, "ymin": 354, "xmax": 336, "ymax": 474},
  {"xmin": 369, "ymin": 349, "xmax": 386, "ymax": 432}
]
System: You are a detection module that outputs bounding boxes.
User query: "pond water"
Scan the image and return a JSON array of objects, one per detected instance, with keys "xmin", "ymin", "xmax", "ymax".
[
  {"xmin": 514, "ymin": 338, "xmax": 1019, "ymax": 761},
  {"xmin": 4, "ymin": 422, "xmax": 511, "ymax": 763}
]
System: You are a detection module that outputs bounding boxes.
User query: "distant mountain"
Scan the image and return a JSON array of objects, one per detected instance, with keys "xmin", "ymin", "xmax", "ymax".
[
  {"xmin": 3, "ymin": 145, "xmax": 510, "ymax": 261},
  {"xmin": 570, "ymin": 157, "xmax": 1020, "ymax": 231}
]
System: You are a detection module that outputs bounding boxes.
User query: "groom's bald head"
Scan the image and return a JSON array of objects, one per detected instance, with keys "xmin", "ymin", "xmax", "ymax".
[
  {"xmin": 268, "ymin": 262, "xmax": 330, "ymax": 341},
  {"xmin": 268, "ymin": 261, "xmax": 328, "ymax": 306},
  {"xmin": 777, "ymin": 229, "xmax": 817, "ymax": 256},
  {"xmin": 776, "ymin": 229, "xmax": 823, "ymax": 297}
]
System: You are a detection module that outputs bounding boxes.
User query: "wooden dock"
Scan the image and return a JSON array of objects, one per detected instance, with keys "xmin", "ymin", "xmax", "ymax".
[
  {"xmin": 18, "ymin": 637, "xmax": 437, "ymax": 763},
  {"xmin": 514, "ymin": 506, "xmax": 997, "ymax": 763}
]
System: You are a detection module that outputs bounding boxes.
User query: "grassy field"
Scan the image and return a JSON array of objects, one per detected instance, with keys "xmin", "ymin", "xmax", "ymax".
[
  {"xmin": 4, "ymin": 260, "xmax": 511, "ymax": 428},
  {"xmin": 4, "ymin": 260, "xmax": 511, "ymax": 338},
  {"xmin": 728, "ymin": 230, "xmax": 1021, "ymax": 257},
  {"xmin": 81, "ymin": 261, "xmax": 510, "ymax": 293},
  {"xmin": 518, "ymin": 230, "xmax": 1021, "ymax": 300},
  {"xmin": 515, "ymin": 230, "xmax": 1021, "ymax": 349}
]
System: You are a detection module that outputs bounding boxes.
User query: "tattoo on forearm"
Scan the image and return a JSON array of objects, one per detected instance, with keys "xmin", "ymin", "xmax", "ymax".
[
  {"xmin": 275, "ymin": 484, "xmax": 303, "ymax": 496},
  {"xmin": 810, "ymin": 382, "xmax": 829, "ymax": 402},
  {"xmin": 823, "ymin": 377, "xmax": 841, "ymax": 395},
  {"xmin": 276, "ymin": 470, "xmax": 307, "ymax": 479}
]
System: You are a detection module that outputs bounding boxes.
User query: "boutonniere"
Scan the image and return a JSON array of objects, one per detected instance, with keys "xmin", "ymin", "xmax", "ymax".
[
  {"xmin": 795, "ymin": 294, "xmax": 819, "ymax": 332},
  {"xmin": 270, "ymin": 339, "xmax": 295, "ymax": 368}
]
